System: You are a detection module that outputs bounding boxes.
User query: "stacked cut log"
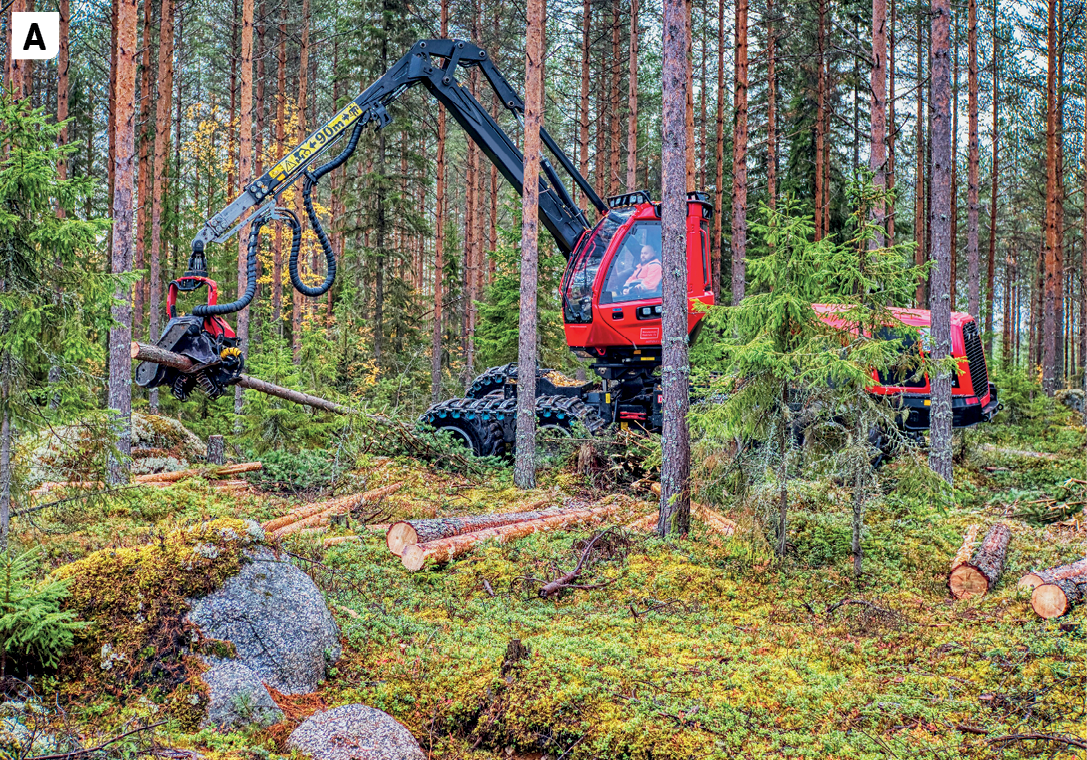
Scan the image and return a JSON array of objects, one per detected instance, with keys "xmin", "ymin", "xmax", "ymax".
[
  {"xmin": 1018, "ymin": 558, "xmax": 1087, "ymax": 619},
  {"xmin": 948, "ymin": 523, "xmax": 1011, "ymax": 599},
  {"xmin": 400, "ymin": 498, "xmax": 628, "ymax": 572},
  {"xmin": 263, "ymin": 483, "xmax": 403, "ymax": 538},
  {"xmin": 386, "ymin": 499, "xmax": 557, "ymax": 556},
  {"xmin": 647, "ymin": 483, "xmax": 737, "ymax": 536},
  {"xmin": 28, "ymin": 463, "xmax": 263, "ymax": 498}
]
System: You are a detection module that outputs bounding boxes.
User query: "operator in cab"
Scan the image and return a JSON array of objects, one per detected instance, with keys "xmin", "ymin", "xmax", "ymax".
[{"xmin": 623, "ymin": 245, "xmax": 663, "ymax": 297}]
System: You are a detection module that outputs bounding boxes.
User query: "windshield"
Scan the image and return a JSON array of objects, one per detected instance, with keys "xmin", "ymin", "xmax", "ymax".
[
  {"xmin": 600, "ymin": 221, "xmax": 662, "ymax": 304},
  {"xmin": 562, "ymin": 210, "xmax": 631, "ymax": 323}
]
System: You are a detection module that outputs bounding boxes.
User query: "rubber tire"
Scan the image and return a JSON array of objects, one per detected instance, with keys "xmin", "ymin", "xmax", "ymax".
[
  {"xmin": 429, "ymin": 417, "xmax": 505, "ymax": 458},
  {"xmin": 467, "ymin": 364, "xmax": 514, "ymax": 400}
]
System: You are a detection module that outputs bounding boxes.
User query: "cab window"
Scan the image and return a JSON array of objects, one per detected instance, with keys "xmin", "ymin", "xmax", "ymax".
[{"xmin": 599, "ymin": 221, "xmax": 663, "ymax": 304}]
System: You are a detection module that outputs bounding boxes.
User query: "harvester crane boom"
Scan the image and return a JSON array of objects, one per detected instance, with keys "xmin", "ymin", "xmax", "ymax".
[{"xmin": 193, "ymin": 38, "xmax": 606, "ymax": 260}]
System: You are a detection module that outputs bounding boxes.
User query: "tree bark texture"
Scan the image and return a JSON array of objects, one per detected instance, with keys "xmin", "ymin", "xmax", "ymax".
[
  {"xmin": 766, "ymin": 0, "xmax": 776, "ymax": 208},
  {"xmin": 207, "ymin": 435, "xmax": 225, "ymax": 465},
  {"xmin": 514, "ymin": 0, "xmax": 545, "ymax": 490},
  {"xmin": 133, "ymin": 0, "xmax": 152, "ymax": 332},
  {"xmin": 658, "ymin": 0, "xmax": 691, "ymax": 537},
  {"xmin": 579, "ymin": 0, "xmax": 591, "ymax": 210},
  {"xmin": 1042, "ymin": 0, "xmax": 1058, "ymax": 395},
  {"xmin": 914, "ymin": 12, "xmax": 926, "ymax": 306},
  {"xmin": 986, "ymin": 0, "xmax": 998, "ymax": 355},
  {"xmin": 431, "ymin": 0, "xmax": 448, "ymax": 404},
  {"xmin": 966, "ymin": 0, "xmax": 980, "ymax": 319},
  {"xmin": 387, "ymin": 504, "xmax": 562, "ymax": 556},
  {"xmin": 148, "ymin": 0, "xmax": 173, "ymax": 415},
  {"xmin": 270, "ymin": 484, "xmax": 403, "ymax": 537},
  {"xmin": 712, "ymin": 0, "xmax": 725, "ymax": 295},
  {"xmin": 273, "ymin": 0, "xmax": 286, "ymax": 329},
  {"xmin": 291, "ymin": 0, "xmax": 310, "ymax": 364},
  {"xmin": 108, "ymin": 0, "xmax": 139, "ymax": 486},
  {"xmin": 731, "ymin": 0, "xmax": 748, "ymax": 304},
  {"xmin": 401, "ymin": 499, "xmax": 627, "ymax": 571},
  {"xmin": 948, "ymin": 522, "xmax": 1009, "ymax": 598},
  {"xmin": 869, "ymin": 0, "xmax": 887, "ymax": 246},
  {"xmin": 57, "ymin": 0, "xmax": 70, "ymax": 188},
  {"xmin": 886, "ymin": 0, "xmax": 896, "ymax": 241},
  {"xmin": 928, "ymin": 0, "xmax": 953, "ymax": 483}
]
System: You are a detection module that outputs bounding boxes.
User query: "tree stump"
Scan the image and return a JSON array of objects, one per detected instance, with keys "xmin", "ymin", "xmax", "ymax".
[
  {"xmin": 207, "ymin": 435, "xmax": 225, "ymax": 465},
  {"xmin": 948, "ymin": 523, "xmax": 1010, "ymax": 599},
  {"xmin": 1019, "ymin": 558, "xmax": 1087, "ymax": 619}
]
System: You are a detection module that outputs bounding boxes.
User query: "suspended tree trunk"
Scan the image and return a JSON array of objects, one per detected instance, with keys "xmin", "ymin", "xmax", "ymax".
[
  {"xmin": 659, "ymin": 0, "xmax": 691, "ymax": 536},
  {"xmin": 234, "ymin": 0, "xmax": 254, "ymax": 418},
  {"xmin": 515, "ymin": 0, "xmax": 545, "ymax": 490},
  {"xmin": 108, "ymin": 0, "xmax": 139, "ymax": 486},
  {"xmin": 870, "ymin": 0, "xmax": 887, "ymax": 246},
  {"xmin": 431, "ymin": 0, "xmax": 448, "ymax": 404},
  {"xmin": 766, "ymin": 0, "xmax": 776, "ymax": 207},
  {"xmin": 730, "ymin": 0, "xmax": 748, "ymax": 305},
  {"xmin": 626, "ymin": 0, "xmax": 638, "ymax": 191},
  {"xmin": 914, "ymin": 11, "xmax": 926, "ymax": 306},
  {"xmin": 928, "ymin": 0, "xmax": 953, "ymax": 483},
  {"xmin": 887, "ymin": 0, "xmax": 896, "ymax": 241},
  {"xmin": 712, "ymin": 0, "xmax": 725, "ymax": 295},
  {"xmin": 966, "ymin": 0, "xmax": 980, "ymax": 318},
  {"xmin": 1042, "ymin": 0, "xmax": 1059, "ymax": 395},
  {"xmin": 986, "ymin": 0, "xmax": 998, "ymax": 354},
  {"xmin": 148, "ymin": 0, "xmax": 172, "ymax": 415},
  {"xmin": 814, "ymin": 0, "xmax": 826, "ymax": 241}
]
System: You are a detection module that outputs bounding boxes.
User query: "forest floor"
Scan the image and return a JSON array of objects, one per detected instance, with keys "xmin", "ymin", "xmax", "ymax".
[{"xmin": 15, "ymin": 412, "xmax": 1087, "ymax": 760}]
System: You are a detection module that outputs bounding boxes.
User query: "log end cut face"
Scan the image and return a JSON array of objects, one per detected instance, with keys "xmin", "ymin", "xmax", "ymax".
[
  {"xmin": 1031, "ymin": 583, "xmax": 1070, "ymax": 619},
  {"xmin": 386, "ymin": 521, "xmax": 417, "ymax": 557},
  {"xmin": 949, "ymin": 565, "xmax": 989, "ymax": 599},
  {"xmin": 401, "ymin": 543, "xmax": 427, "ymax": 572}
]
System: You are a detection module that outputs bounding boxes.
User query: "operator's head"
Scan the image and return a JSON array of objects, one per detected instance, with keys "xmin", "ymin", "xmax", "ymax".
[{"xmin": 640, "ymin": 245, "xmax": 659, "ymax": 263}]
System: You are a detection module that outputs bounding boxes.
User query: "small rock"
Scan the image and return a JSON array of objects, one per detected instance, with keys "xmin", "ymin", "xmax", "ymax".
[
  {"xmin": 201, "ymin": 659, "xmax": 284, "ymax": 729},
  {"xmin": 188, "ymin": 549, "xmax": 340, "ymax": 694},
  {"xmin": 288, "ymin": 705, "xmax": 424, "ymax": 760}
]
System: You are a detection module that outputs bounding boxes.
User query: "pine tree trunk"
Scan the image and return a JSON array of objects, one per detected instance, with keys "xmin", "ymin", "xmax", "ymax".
[
  {"xmin": 965, "ymin": 0, "xmax": 980, "ymax": 319},
  {"xmin": 626, "ymin": 0, "xmax": 638, "ymax": 191},
  {"xmin": 986, "ymin": 0, "xmax": 998, "ymax": 355},
  {"xmin": 234, "ymin": 0, "xmax": 254, "ymax": 418},
  {"xmin": 870, "ymin": 0, "xmax": 887, "ymax": 246},
  {"xmin": 659, "ymin": 0, "xmax": 691, "ymax": 536},
  {"xmin": 887, "ymin": 0, "xmax": 896, "ymax": 241},
  {"xmin": 928, "ymin": 0, "xmax": 953, "ymax": 483},
  {"xmin": 685, "ymin": 0, "xmax": 695, "ymax": 191},
  {"xmin": 1042, "ymin": 0, "xmax": 1058, "ymax": 395},
  {"xmin": 699, "ymin": 23, "xmax": 707, "ymax": 190},
  {"xmin": 57, "ymin": 0, "xmax": 70, "ymax": 184},
  {"xmin": 766, "ymin": 0, "xmax": 776, "ymax": 208},
  {"xmin": 712, "ymin": 0, "xmax": 725, "ymax": 295},
  {"xmin": 950, "ymin": 25, "xmax": 958, "ymax": 308},
  {"xmin": 1082, "ymin": 66, "xmax": 1087, "ymax": 422},
  {"xmin": 730, "ymin": 0, "xmax": 748, "ymax": 305},
  {"xmin": 579, "ymin": 0, "xmax": 591, "ymax": 209},
  {"xmin": 291, "ymin": 0, "xmax": 309, "ymax": 364},
  {"xmin": 914, "ymin": 11, "xmax": 926, "ymax": 306},
  {"xmin": 609, "ymin": 0, "xmax": 620, "ymax": 196},
  {"xmin": 6, "ymin": 0, "xmax": 27, "ymax": 99},
  {"xmin": 515, "ymin": 0, "xmax": 545, "ymax": 490},
  {"xmin": 134, "ymin": 0, "xmax": 153, "ymax": 331},
  {"xmin": 148, "ymin": 0, "xmax": 172, "ymax": 415},
  {"xmin": 108, "ymin": 0, "xmax": 139, "ymax": 486},
  {"xmin": 0, "ymin": 354, "xmax": 11, "ymax": 548},
  {"xmin": 431, "ymin": 0, "xmax": 448, "ymax": 404},
  {"xmin": 815, "ymin": 0, "xmax": 826, "ymax": 241},
  {"xmin": 273, "ymin": 0, "xmax": 286, "ymax": 331},
  {"xmin": 228, "ymin": 0, "xmax": 238, "ymax": 194}
]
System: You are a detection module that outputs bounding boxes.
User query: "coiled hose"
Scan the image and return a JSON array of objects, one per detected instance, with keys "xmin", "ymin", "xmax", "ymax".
[
  {"xmin": 290, "ymin": 117, "xmax": 367, "ymax": 297},
  {"xmin": 191, "ymin": 216, "xmax": 269, "ymax": 317}
]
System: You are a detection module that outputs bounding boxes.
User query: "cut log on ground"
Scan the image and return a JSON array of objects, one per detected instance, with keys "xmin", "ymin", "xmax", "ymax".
[
  {"xmin": 132, "ymin": 341, "xmax": 476, "ymax": 470},
  {"xmin": 386, "ymin": 501, "xmax": 560, "ymax": 556},
  {"xmin": 401, "ymin": 498, "xmax": 628, "ymax": 572},
  {"xmin": 132, "ymin": 462, "xmax": 262, "ymax": 483},
  {"xmin": 950, "ymin": 524, "xmax": 980, "ymax": 571},
  {"xmin": 625, "ymin": 512, "xmax": 658, "ymax": 532},
  {"xmin": 948, "ymin": 523, "xmax": 1011, "ymax": 599},
  {"xmin": 268, "ymin": 483, "xmax": 403, "ymax": 538},
  {"xmin": 649, "ymin": 483, "xmax": 737, "ymax": 536},
  {"xmin": 1018, "ymin": 558, "xmax": 1087, "ymax": 618}
]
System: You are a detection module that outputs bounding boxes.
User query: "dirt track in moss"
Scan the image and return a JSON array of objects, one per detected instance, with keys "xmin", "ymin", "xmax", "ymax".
[{"xmin": 25, "ymin": 421, "xmax": 1087, "ymax": 760}]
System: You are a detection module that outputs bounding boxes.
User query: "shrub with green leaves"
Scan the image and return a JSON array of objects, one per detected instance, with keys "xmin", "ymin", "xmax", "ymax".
[{"xmin": 0, "ymin": 549, "xmax": 82, "ymax": 676}]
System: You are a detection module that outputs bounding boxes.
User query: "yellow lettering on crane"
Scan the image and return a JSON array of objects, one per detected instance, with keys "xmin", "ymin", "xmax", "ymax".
[{"xmin": 268, "ymin": 101, "xmax": 365, "ymax": 183}]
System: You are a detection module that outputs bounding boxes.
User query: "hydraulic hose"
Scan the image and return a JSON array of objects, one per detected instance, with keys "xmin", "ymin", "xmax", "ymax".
[
  {"xmin": 291, "ymin": 118, "xmax": 366, "ymax": 297},
  {"xmin": 191, "ymin": 216, "xmax": 267, "ymax": 317}
]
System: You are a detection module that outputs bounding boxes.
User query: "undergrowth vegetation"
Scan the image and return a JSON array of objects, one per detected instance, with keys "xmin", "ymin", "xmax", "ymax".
[{"xmin": 3, "ymin": 396, "xmax": 1085, "ymax": 759}]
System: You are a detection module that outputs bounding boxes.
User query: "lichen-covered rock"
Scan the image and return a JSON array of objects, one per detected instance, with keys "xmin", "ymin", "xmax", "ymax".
[
  {"xmin": 288, "ymin": 705, "xmax": 424, "ymax": 760},
  {"xmin": 188, "ymin": 548, "xmax": 340, "ymax": 694},
  {"xmin": 201, "ymin": 659, "xmax": 283, "ymax": 729},
  {"xmin": 20, "ymin": 412, "xmax": 206, "ymax": 486},
  {"xmin": 1056, "ymin": 388, "xmax": 1084, "ymax": 413}
]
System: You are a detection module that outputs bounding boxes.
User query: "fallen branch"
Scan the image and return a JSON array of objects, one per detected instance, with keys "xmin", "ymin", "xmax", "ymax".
[
  {"xmin": 986, "ymin": 733, "xmax": 1087, "ymax": 750},
  {"xmin": 268, "ymin": 483, "xmax": 402, "ymax": 538},
  {"xmin": 132, "ymin": 462, "xmax": 262, "ymax": 484},
  {"xmin": 26, "ymin": 720, "xmax": 168, "ymax": 760},
  {"xmin": 538, "ymin": 531, "xmax": 610, "ymax": 598},
  {"xmin": 386, "ymin": 499, "xmax": 559, "ymax": 556},
  {"xmin": 132, "ymin": 342, "xmax": 478, "ymax": 470},
  {"xmin": 949, "ymin": 523, "xmax": 1010, "ymax": 599},
  {"xmin": 401, "ymin": 498, "xmax": 628, "ymax": 571}
]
